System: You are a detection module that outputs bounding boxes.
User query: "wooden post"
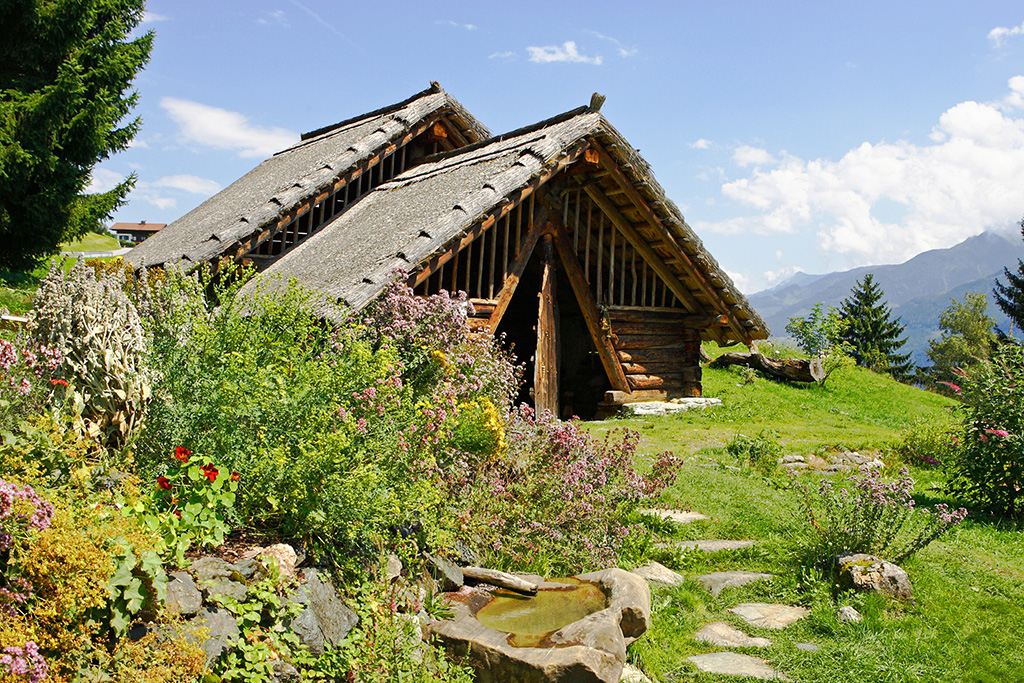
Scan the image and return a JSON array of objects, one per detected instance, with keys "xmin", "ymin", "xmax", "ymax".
[{"xmin": 535, "ymin": 234, "xmax": 559, "ymax": 416}]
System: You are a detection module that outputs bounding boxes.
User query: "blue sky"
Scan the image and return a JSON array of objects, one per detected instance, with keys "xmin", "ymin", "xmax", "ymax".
[{"xmin": 93, "ymin": 1, "xmax": 1024, "ymax": 293}]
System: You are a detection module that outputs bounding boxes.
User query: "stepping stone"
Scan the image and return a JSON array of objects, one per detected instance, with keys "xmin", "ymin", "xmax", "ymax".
[
  {"xmin": 640, "ymin": 508, "xmax": 709, "ymax": 524},
  {"xmin": 697, "ymin": 571, "xmax": 774, "ymax": 597},
  {"xmin": 658, "ymin": 539, "xmax": 755, "ymax": 552},
  {"xmin": 688, "ymin": 652, "xmax": 790, "ymax": 681},
  {"xmin": 630, "ymin": 561, "xmax": 685, "ymax": 587},
  {"xmin": 795, "ymin": 642, "xmax": 820, "ymax": 652},
  {"xmin": 728, "ymin": 603, "xmax": 809, "ymax": 630},
  {"xmin": 695, "ymin": 621, "xmax": 771, "ymax": 648},
  {"xmin": 620, "ymin": 663, "xmax": 653, "ymax": 683}
]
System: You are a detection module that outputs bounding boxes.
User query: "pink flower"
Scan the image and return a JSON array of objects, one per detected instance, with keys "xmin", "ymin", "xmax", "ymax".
[
  {"xmin": 984, "ymin": 428, "xmax": 1010, "ymax": 438},
  {"xmin": 937, "ymin": 381, "xmax": 961, "ymax": 393}
]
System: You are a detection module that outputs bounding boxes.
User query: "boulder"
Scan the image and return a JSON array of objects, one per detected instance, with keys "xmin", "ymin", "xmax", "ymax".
[
  {"xmin": 629, "ymin": 562, "xmax": 684, "ymax": 587},
  {"xmin": 258, "ymin": 543, "xmax": 299, "ymax": 578},
  {"xmin": 297, "ymin": 568, "xmax": 358, "ymax": 651},
  {"xmin": 835, "ymin": 553, "xmax": 913, "ymax": 602},
  {"xmin": 201, "ymin": 577, "xmax": 248, "ymax": 603},
  {"xmin": 425, "ymin": 553, "xmax": 464, "ymax": 592},
  {"xmin": 837, "ymin": 605, "xmax": 863, "ymax": 623},
  {"xmin": 190, "ymin": 557, "xmax": 235, "ymax": 582},
  {"xmin": 165, "ymin": 571, "xmax": 202, "ymax": 617},
  {"xmin": 195, "ymin": 606, "xmax": 239, "ymax": 663}
]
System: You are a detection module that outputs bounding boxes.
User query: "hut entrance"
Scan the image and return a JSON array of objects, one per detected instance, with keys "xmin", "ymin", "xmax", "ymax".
[{"xmin": 494, "ymin": 237, "xmax": 611, "ymax": 419}]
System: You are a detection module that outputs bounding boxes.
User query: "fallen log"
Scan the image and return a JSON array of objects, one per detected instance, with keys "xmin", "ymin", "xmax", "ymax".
[
  {"xmin": 461, "ymin": 566, "xmax": 539, "ymax": 595},
  {"xmin": 708, "ymin": 352, "xmax": 825, "ymax": 384}
]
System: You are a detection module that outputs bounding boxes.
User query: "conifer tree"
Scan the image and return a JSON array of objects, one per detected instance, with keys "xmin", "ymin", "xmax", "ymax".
[
  {"xmin": 993, "ymin": 217, "xmax": 1024, "ymax": 333},
  {"xmin": 0, "ymin": 0, "xmax": 153, "ymax": 271},
  {"xmin": 839, "ymin": 274, "xmax": 914, "ymax": 380}
]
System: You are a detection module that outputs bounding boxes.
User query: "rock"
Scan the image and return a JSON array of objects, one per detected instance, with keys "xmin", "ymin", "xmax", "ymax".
[
  {"xmin": 640, "ymin": 508, "xmax": 709, "ymax": 524},
  {"xmin": 385, "ymin": 554, "xmax": 403, "ymax": 582},
  {"xmin": 260, "ymin": 543, "xmax": 298, "ymax": 578},
  {"xmin": 837, "ymin": 605, "xmax": 863, "ymax": 623},
  {"xmin": 622, "ymin": 398, "xmax": 722, "ymax": 417},
  {"xmin": 454, "ymin": 541, "xmax": 480, "ymax": 566},
  {"xmin": 821, "ymin": 464, "xmax": 853, "ymax": 474},
  {"xmin": 620, "ymin": 663, "xmax": 653, "ymax": 683},
  {"xmin": 780, "ymin": 462, "xmax": 809, "ymax": 471},
  {"xmin": 727, "ymin": 603, "xmax": 809, "ymax": 629},
  {"xmin": 779, "ymin": 454, "xmax": 805, "ymax": 464},
  {"xmin": 201, "ymin": 577, "xmax": 247, "ymax": 603},
  {"xmin": 578, "ymin": 568, "xmax": 652, "ymax": 643},
  {"xmin": 231, "ymin": 557, "xmax": 260, "ymax": 580},
  {"xmin": 165, "ymin": 571, "xmax": 202, "ymax": 617},
  {"xmin": 694, "ymin": 621, "xmax": 771, "ymax": 648},
  {"xmin": 195, "ymin": 607, "xmax": 239, "ymax": 663},
  {"xmin": 425, "ymin": 553, "xmax": 464, "ymax": 592},
  {"xmin": 696, "ymin": 571, "xmax": 774, "ymax": 597},
  {"xmin": 190, "ymin": 557, "xmax": 234, "ymax": 582},
  {"xmin": 805, "ymin": 454, "xmax": 828, "ymax": 469},
  {"xmin": 687, "ymin": 652, "xmax": 790, "ymax": 681},
  {"xmin": 630, "ymin": 561, "xmax": 684, "ymax": 587},
  {"xmin": 302, "ymin": 569, "xmax": 358, "ymax": 646},
  {"xmin": 835, "ymin": 553, "xmax": 913, "ymax": 602},
  {"xmin": 664, "ymin": 539, "xmax": 755, "ymax": 553},
  {"xmin": 795, "ymin": 642, "xmax": 820, "ymax": 652},
  {"xmin": 271, "ymin": 659, "xmax": 302, "ymax": 683}
]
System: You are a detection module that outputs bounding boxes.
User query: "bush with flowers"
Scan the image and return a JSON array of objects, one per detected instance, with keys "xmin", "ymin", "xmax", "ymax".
[{"xmin": 945, "ymin": 343, "xmax": 1024, "ymax": 518}]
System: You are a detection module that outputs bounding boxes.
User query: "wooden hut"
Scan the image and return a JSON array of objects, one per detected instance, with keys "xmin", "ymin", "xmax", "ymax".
[{"xmin": 128, "ymin": 84, "xmax": 769, "ymax": 417}]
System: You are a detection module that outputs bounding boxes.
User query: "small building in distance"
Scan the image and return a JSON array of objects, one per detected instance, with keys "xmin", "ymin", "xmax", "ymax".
[
  {"xmin": 127, "ymin": 83, "xmax": 769, "ymax": 417},
  {"xmin": 111, "ymin": 221, "xmax": 166, "ymax": 244}
]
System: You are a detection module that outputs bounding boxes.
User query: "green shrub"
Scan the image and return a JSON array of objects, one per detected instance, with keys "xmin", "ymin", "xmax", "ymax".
[
  {"xmin": 727, "ymin": 429, "xmax": 783, "ymax": 473},
  {"xmin": 887, "ymin": 417, "xmax": 961, "ymax": 469},
  {"xmin": 946, "ymin": 343, "xmax": 1024, "ymax": 518}
]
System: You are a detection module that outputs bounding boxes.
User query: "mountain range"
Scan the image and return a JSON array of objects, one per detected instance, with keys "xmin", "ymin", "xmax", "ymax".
[{"xmin": 746, "ymin": 231, "xmax": 1024, "ymax": 366}]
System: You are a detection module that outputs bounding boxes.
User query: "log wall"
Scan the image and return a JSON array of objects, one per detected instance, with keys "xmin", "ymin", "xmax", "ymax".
[{"xmin": 608, "ymin": 308, "xmax": 702, "ymax": 398}]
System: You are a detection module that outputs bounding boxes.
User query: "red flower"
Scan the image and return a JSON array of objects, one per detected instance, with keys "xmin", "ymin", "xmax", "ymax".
[
  {"xmin": 157, "ymin": 476, "xmax": 171, "ymax": 490},
  {"xmin": 172, "ymin": 510, "xmax": 181, "ymax": 519},
  {"xmin": 50, "ymin": 378, "xmax": 68, "ymax": 387},
  {"xmin": 201, "ymin": 464, "xmax": 219, "ymax": 482},
  {"xmin": 174, "ymin": 447, "xmax": 191, "ymax": 462},
  {"xmin": 231, "ymin": 471, "xmax": 240, "ymax": 482}
]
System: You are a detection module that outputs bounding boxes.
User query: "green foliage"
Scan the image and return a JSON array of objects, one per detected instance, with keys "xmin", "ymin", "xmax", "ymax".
[
  {"xmin": 103, "ymin": 547, "xmax": 167, "ymax": 637},
  {"xmin": 839, "ymin": 274, "xmax": 914, "ymax": 381},
  {"xmin": 993, "ymin": 217, "xmax": 1024, "ymax": 333},
  {"xmin": 925, "ymin": 293, "xmax": 997, "ymax": 389},
  {"xmin": 946, "ymin": 343, "xmax": 1024, "ymax": 518},
  {"xmin": 886, "ymin": 418, "xmax": 961, "ymax": 469},
  {"xmin": 726, "ymin": 428, "xmax": 783, "ymax": 474},
  {"xmin": 29, "ymin": 259, "xmax": 150, "ymax": 447},
  {"xmin": 0, "ymin": 0, "xmax": 153, "ymax": 271},
  {"xmin": 785, "ymin": 302, "xmax": 855, "ymax": 385}
]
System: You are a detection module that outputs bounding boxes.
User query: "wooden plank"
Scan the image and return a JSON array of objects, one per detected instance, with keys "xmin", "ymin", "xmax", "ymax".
[
  {"xmin": 535, "ymin": 235, "xmax": 559, "ymax": 416},
  {"xmin": 488, "ymin": 214, "xmax": 498, "ymax": 299},
  {"xmin": 617, "ymin": 347, "xmax": 690, "ymax": 364},
  {"xmin": 552, "ymin": 223, "xmax": 630, "ymax": 393},
  {"xmin": 626, "ymin": 367, "xmax": 701, "ymax": 386},
  {"xmin": 622, "ymin": 360, "xmax": 693, "ymax": 375},
  {"xmin": 614, "ymin": 334, "xmax": 688, "ymax": 349},
  {"xmin": 609, "ymin": 313, "xmax": 729, "ymax": 330},
  {"xmin": 584, "ymin": 185, "xmax": 702, "ymax": 314},
  {"xmin": 487, "ymin": 204, "xmax": 547, "ymax": 332},
  {"xmin": 596, "ymin": 211, "xmax": 604, "ymax": 304}
]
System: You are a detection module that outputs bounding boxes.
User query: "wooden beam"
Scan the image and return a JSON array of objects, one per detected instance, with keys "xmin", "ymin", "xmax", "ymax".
[
  {"xmin": 590, "ymin": 139, "xmax": 751, "ymax": 344},
  {"xmin": 487, "ymin": 202, "xmax": 547, "ymax": 332},
  {"xmin": 552, "ymin": 222, "xmax": 630, "ymax": 393},
  {"xmin": 535, "ymin": 235, "xmax": 559, "ymax": 416},
  {"xmin": 583, "ymin": 185, "xmax": 703, "ymax": 314}
]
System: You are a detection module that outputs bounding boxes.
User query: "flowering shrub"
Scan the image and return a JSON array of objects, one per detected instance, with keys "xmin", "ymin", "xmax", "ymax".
[
  {"xmin": 793, "ymin": 466, "xmax": 967, "ymax": 566},
  {"xmin": 887, "ymin": 418, "xmax": 961, "ymax": 469},
  {"xmin": 0, "ymin": 642, "xmax": 47, "ymax": 683},
  {"xmin": 945, "ymin": 344, "xmax": 1024, "ymax": 518},
  {"xmin": 459, "ymin": 407, "xmax": 682, "ymax": 574},
  {"xmin": 132, "ymin": 447, "xmax": 239, "ymax": 566},
  {"xmin": 0, "ymin": 337, "xmax": 64, "ymax": 432}
]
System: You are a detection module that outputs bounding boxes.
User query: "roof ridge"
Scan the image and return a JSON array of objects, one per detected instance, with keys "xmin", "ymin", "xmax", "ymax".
[{"xmin": 297, "ymin": 81, "xmax": 444, "ymax": 143}]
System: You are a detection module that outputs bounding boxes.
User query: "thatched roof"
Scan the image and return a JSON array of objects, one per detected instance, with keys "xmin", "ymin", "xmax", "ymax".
[
  {"xmin": 247, "ymin": 105, "xmax": 770, "ymax": 342},
  {"xmin": 125, "ymin": 84, "xmax": 489, "ymax": 269}
]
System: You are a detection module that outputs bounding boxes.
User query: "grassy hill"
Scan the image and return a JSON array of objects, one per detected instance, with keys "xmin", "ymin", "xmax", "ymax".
[{"xmin": 587, "ymin": 360, "xmax": 1024, "ymax": 682}]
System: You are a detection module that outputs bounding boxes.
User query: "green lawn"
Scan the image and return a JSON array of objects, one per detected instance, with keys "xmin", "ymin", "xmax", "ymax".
[
  {"xmin": 61, "ymin": 231, "xmax": 121, "ymax": 252},
  {"xmin": 588, "ymin": 361, "xmax": 1023, "ymax": 682}
]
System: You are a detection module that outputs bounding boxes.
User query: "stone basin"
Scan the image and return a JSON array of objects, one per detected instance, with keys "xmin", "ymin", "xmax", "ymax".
[{"xmin": 427, "ymin": 568, "xmax": 650, "ymax": 683}]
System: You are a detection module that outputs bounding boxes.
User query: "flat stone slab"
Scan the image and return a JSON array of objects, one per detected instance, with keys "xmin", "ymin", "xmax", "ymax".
[
  {"xmin": 694, "ymin": 621, "xmax": 771, "ymax": 648},
  {"xmin": 688, "ymin": 652, "xmax": 790, "ymax": 680},
  {"xmin": 728, "ymin": 603, "xmax": 809, "ymax": 630},
  {"xmin": 630, "ymin": 561, "xmax": 685, "ymax": 587},
  {"xmin": 659, "ymin": 539, "xmax": 755, "ymax": 553},
  {"xmin": 640, "ymin": 508, "xmax": 709, "ymax": 524},
  {"xmin": 697, "ymin": 571, "xmax": 774, "ymax": 597},
  {"xmin": 622, "ymin": 398, "xmax": 722, "ymax": 416},
  {"xmin": 795, "ymin": 642, "xmax": 820, "ymax": 652},
  {"xmin": 620, "ymin": 663, "xmax": 653, "ymax": 683}
]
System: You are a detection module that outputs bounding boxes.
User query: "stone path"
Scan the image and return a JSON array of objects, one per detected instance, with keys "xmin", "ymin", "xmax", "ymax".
[
  {"xmin": 687, "ymin": 653, "xmax": 791, "ymax": 681},
  {"xmin": 697, "ymin": 571, "xmax": 774, "ymax": 596},
  {"xmin": 639, "ymin": 508, "xmax": 709, "ymax": 524},
  {"xmin": 630, "ymin": 561, "xmax": 685, "ymax": 587},
  {"xmin": 657, "ymin": 539, "xmax": 755, "ymax": 553},
  {"xmin": 694, "ymin": 621, "xmax": 771, "ymax": 648},
  {"xmin": 727, "ymin": 603, "xmax": 809, "ymax": 630}
]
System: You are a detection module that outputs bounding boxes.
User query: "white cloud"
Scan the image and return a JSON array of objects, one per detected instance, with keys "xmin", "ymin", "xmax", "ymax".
[
  {"xmin": 86, "ymin": 168, "xmax": 125, "ymax": 194},
  {"xmin": 489, "ymin": 51, "xmax": 516, "ymax": 60},
  {"xmin": 725, "ymin": 270, "xmax": 750, "ymax": 293},
  {"xmin": 988, "ymin": 21, "xmax": 1024, "ymax": 47},
  {"xmin": 437, "ymin": 20, "xmax": 477, "ymax": 30},
  {"xmin": 147, "ymin": 196, "xmax": 177, "ymax": 210},
  {"xmin": 698, "ymin": 77, "xmax": 1024, "ymax": 267},
  {"xmin": 732, "ymin": 145, "xmax": 776, "ymax": 167},
  {"xmin": 160, "ymin": 97, "xmax": 298, "ymax": 158},
  {"xmin": 585, "ymin": 30, "xmax": 637, "ymax": 58},
  {"xmin": 257, "ymin": 10, "xmax": 287, "ymax": 26},
  {"xmin": 690, "ymin": 138, "xmax": 713, "ymax": 150},
  {"xmin": 147, "ymin": 174, "xmax": 221, "ymax": 195},
  {"xmin": 527, "ymin": 41, "xmax": 602, "ymax": 65},
  {"xmin": 141, "ymin": 11, "xmax": 168, "ymax": 24}
]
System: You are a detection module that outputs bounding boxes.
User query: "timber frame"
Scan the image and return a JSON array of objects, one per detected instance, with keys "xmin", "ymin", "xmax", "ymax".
[{"xmin": 129, "ymin": 84, "xmax": 769, "ymax": 415}]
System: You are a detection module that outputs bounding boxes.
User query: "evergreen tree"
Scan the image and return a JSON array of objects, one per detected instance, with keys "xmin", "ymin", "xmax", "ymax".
[
  {"xmin": 0, "ymin": 0, "xmax": 153, "ymax": 271},
  {"xmin": 993, "ymin": 217, "xmax": 1024, "ymax": 333},
  {"xmin": 839, "ymin": 273, "xmax": 914, "ymax": 380},
  {"xmin": 926, "ymin": 293, "xmax": 996, "ymax": 388}
]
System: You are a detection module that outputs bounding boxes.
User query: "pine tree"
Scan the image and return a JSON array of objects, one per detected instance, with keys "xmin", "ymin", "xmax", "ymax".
[
  {"xmin": 0, "ymin": 0, "xmax": 153, "ymax": 271},
  {"xmin": 839, "ymin": 274, "xmax": 914, "ymax": 380},
  {"xmin": 993, "ymin": 217, "xmax": 1024, "ymax": 333}
]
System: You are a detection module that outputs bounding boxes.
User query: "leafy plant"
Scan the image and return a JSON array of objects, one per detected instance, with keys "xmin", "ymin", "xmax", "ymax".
[
  {"xmin": 793, "ymin": 466, "xmax": 967, "ymax": 566},
  {"xmin": 886, "ymin": 418, "xmax": 961, "ymax": 469},
  {"xmin": 727, "ymin": 429, "xmax": 783, "ymax": 474},
  {"xmin": 785, "ymin": 302, "xmax": 855, "ymax": 385}
]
